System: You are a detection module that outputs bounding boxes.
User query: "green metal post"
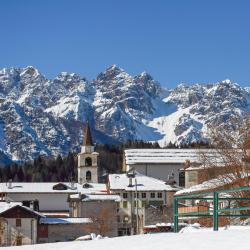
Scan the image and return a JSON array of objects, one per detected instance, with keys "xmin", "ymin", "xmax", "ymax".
[
  {"xmin": 173, "ymin": 197, "xmax": 179, "ymax": 233},
  {"xmin": 213, "ymin": 192, "xmax": 219, "ymax": 231}
]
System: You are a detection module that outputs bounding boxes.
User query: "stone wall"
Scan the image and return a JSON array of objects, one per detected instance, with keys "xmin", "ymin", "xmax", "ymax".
[
  {"xmin": 79, "ymin": 200, "xmax": 118, "ymax": 237},
  {"xmin": 38, "ymin": 223, "xmax": 92, "ymax": 243}
]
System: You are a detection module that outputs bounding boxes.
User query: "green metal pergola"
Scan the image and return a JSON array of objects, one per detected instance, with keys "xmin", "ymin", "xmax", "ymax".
[{"xmin": 173, "ymin": 186, "xmax": 250, "ymax": 232}]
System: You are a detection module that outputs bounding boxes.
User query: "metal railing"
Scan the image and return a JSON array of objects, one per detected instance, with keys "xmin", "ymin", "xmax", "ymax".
[{"xmin": 173, "ymin": 186, "xmax": 250, "ymax": 232}]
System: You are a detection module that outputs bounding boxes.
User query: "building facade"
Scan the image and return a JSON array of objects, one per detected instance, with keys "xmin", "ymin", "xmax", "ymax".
[
  {"xmin": 0, "ymin": 182, "xmax": 79, "ymax": 215},
  {"xmin": 0, "ymin": 202, "xmax": 42, "ymax": 247},
  {"xmin": 37, "ymin": 218, "xmax": 93, "ymax": 243},
  {"xmin": 123, "ymin": 149, "xmax": 205, "ymax": 187},
  {"xmin": 108, "ymin": 172, "xmax": 180, "ymax": 235},
  {"xmin": 69, "ymin": 193, "xmax": 120, "ymax": 237}
]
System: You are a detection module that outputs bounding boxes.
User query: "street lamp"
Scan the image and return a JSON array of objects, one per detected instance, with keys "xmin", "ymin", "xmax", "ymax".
[{"xmin": 126, "ymin": 169, "xmax": 139, "ymax": 234}]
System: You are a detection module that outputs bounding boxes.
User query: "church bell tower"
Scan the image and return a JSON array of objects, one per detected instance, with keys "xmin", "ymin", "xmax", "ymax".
[{"xmin": 78, "ymin": 122, "xmax": 99, "ymax": 184}]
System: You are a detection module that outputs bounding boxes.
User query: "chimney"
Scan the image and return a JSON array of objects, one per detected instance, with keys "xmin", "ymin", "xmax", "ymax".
[
  {"xmin": 184, "ymin": 160, "xmax": 191, "ymax": 169},
  {"xmin": 128, "ymin": 177, "xmax": 133, "ymax": 187},
  {"xmin": 8, "ymin": 179, "xmax": 12, "ymax": 189},
  {"xmin": 127, "ymin": 171, "xmax": 135, "ymax": 187},
  {"xmin": 71, "ymin": 182, "xmax": 75, "ymax": 190}
]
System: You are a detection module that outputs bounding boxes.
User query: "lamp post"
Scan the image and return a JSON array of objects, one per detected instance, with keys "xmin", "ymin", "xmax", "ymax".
[
  {"xmin": 135, "ymin": 177, "xmax": 139, "ymax": 234},
  {"xmin": 126, "ymin": 169, "xmax": 139, "ymax": 234}
]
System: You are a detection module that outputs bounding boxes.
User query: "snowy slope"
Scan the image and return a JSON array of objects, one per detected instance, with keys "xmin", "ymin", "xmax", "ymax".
[
  {"xmin": 0, "ymin": 66, "xmax": 249, "ymax": 162},
  {"xmin": 2, "ymin": 226, "xmax": 250, "ymax": 250}
]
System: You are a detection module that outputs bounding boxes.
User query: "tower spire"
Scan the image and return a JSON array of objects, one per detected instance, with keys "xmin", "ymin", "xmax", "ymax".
[{"xmin": 83, "ymin": 121, "xmax": 93, "ymax": 146}]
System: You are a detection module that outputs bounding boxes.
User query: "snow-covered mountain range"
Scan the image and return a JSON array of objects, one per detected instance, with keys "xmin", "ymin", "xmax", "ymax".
[{"xmin": 0, "ymin": 65, "xmax": 249, "ymax": 163}]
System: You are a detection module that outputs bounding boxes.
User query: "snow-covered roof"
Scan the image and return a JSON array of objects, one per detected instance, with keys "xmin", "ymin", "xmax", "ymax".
[
  {"xmin": 108, "ymin": 173, "xmax": 181, "ymax": 192},
  {"xmin": 82, "ymin": 194, "xmax": 121, "ymax": 202},
  {"xmin": 78, "ymin": 183, "xmax": 107, "ymax": 194},
  {"xmin": 40, "ymin": 212, "xmax": 70, "ymax": 217},
  {"xmin": 0, "ymin": 182, "xmax": 78, "ymax": 194},
  {"xmin": 0, "ymin": 182, "xmax": 107, "ymax": 194},
  {"xmin": 125, "ymin": 149, "xmax": 210, "ymax": 165},
  {"xmin": 144, "ymin": 222, "xmax": 187, "ymax": 229},
  {"xmin": 69, "ymin": 193, "xmax": 120, "ymax": 202},
  {"xmin": 0, "ymin": 201, "xmax": 21, "ymax": 214},
  {"xmin": 40, "ymin": 217, "xmax": 92, "ymax": 224},
  {"xmin": 175, "ymin": 173, "xmax": 250, "ymax": 196},
  {"xmin": 0, "ymin": 201, "xmax": 43, "ymax": 217},
  {"xmin": 175, "ymin": 179, "xmax": 223, "ymax": 196}
]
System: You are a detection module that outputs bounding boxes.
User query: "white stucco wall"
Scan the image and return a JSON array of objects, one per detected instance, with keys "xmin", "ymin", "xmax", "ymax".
[
  {"xmin": 78, "ymin": 152, "xmax": 98, "ymax": 183},
  {"xmin": 6, "ymin": 193, "xmax": 70, "ymax": 211},
  {"xmin": 127, "ymin": 163, "xmax": 183, "ymax": 185},
  {"xmin": 6, "ymin": 218, "xmax": 37, "ymax": 245}
]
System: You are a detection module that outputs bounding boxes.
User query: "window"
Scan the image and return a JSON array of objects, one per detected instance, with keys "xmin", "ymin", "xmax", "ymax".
[
  {"xmin": 123, "ymin": 193, "xmax": 128, "ymax": 199},
  {"xmin": 179, "ymin": 171, "xmax": 185, "ymax": 187},
  {"xmin": 53, "ymin": 183, "xmax": 68, "ymax": 190},
  {"xmin": 85, "ymin": 157, "xmax": 92, "ymax": 166},
  {"xmin": 150, "ymin": 192, "xmax": 155, "ymax": 198},
  {"xmin": 134, "ymin": 193, "xmax": 139, "ymax": 198},
  {"xmin": 157, "ymin": 192, "xmax": 162, "ymax": 199},
  {"xmin": 134, "ymin": 200, "xmax": 140, "ymax": 207},
  {"xmin": 117, "ymin": 215, "xmax": 121, "ymax": 223},
  {"xmin": 86, "ymin": 171, "xmax": 92, "ymax": 181},
  {"xmin": 149, "ymin": 200, "xmax": 164, "ymax": 207},
  {"xmin": 22, "ymin": 200, "xmax": 31, "ymax": 208},
  {"xmin": 16, "ymin": 218, "xmax": 21, "ymax": 227},
  {"xmin": 123, "ymin": 201, "xmax": 128, "ymax": 208},
  {"xmin": 141, "ymin": 193, "xmax": 146, "ymax": 199},
  {"xmin": 33, "ymin": 200, "xmax": 39, "ymax": 211},
  {"xmin": 83, "ymin": 183, "xmax": 93, "ymax": 188}
]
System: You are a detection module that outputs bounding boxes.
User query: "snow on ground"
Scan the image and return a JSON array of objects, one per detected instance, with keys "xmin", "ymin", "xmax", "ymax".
[{"xmin": 3, "ymin": 226, "xmax": 250, "ymax": 250}]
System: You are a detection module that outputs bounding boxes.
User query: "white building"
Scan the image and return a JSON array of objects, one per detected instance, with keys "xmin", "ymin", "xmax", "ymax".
[
  {"xmin": 108, "ymin": 172, "xmax": 180, "ymax": 235},
  {"xmin": 0, "ymin": 202, "xmax": 43, "ymax": 246},
  {"xmin": 123, "ymin": 149, "xmax": 211, "ymax": 186},
  {"xmin": 0, "ymin": 182, "xmax": 107, "ymax": 216}
]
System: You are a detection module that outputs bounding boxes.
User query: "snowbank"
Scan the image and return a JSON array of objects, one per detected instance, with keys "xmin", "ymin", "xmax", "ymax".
[{"xmin": 2, "ymin": 226, "xmax": 250, "ymax": 250}]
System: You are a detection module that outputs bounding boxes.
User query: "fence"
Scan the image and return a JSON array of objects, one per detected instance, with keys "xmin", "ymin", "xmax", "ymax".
[{"xmin": 173, "ymin": 186, "xmax": 250, "ymax": 232}]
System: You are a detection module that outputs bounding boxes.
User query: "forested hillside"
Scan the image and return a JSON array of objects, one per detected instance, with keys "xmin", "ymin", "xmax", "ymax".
[{"xmin": 0, "ymin": 140, "xmax": 211, "ymax": 182}]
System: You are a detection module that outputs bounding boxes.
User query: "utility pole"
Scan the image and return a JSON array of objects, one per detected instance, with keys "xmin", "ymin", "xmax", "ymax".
[{"xmin": 135, "ymin": 177, "xmax": 139, "ymax": 234}]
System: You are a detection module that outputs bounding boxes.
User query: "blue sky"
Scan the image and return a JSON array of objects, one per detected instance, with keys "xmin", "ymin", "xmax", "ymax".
[{"xmin": 0, "ymin": 0, "xmax": 250, "ymax": 88}]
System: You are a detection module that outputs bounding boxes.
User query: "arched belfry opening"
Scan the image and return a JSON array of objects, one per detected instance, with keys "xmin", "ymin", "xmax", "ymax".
[
  {"xmin": 86, "ymin": 171, "xmax": 92, "ymax": 182},
  {"xmin": 85, "ymin": 157, "xmax": 92, "ymax": 166}
]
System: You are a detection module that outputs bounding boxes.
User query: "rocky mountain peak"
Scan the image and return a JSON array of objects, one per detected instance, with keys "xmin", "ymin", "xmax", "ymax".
[
  {"xmin": 0, "ymin": 66, "xmax": 249, "ymax": 163},
  {"xmin": 20, "ymin": 66, "xmax": 40, "ymax": 77},
  {"xmin": 96, "ymin": 65, "xmax": 128, "ymax": 82}
]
